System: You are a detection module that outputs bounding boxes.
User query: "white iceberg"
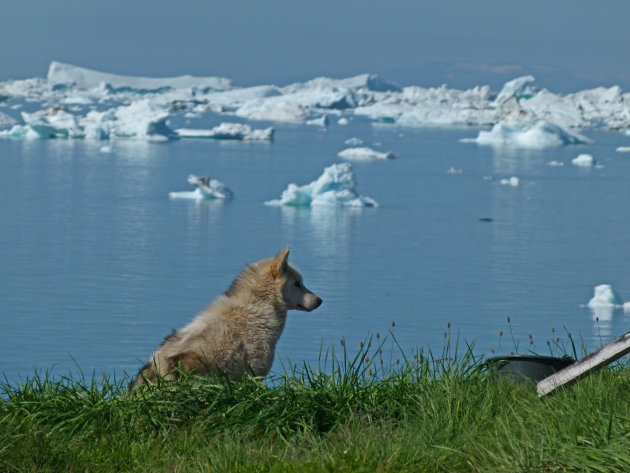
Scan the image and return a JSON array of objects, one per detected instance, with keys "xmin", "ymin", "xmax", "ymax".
[
  {"xmin": 547, "ymin": 161, "xmax": 564, "ymax": 167},
  {"xmin": 344, "ymin": 137, "xmax": 363, "ymax": 146},
  {"xmin": 47, "ymin": 61, "xmax": 232, "ymax": 92},
  {"xmin": 265, "ymin": 163, "xmax": 378, "ymax": 207},
  {"xmin": 176, "ymin": 123, "xmax": 274, "ymax": 141},
  {"xmin": 494, "ymin": 75, "xmax": 537, "ymax": 104},
  {"xmin": 0, "ymin": 111, "xmax": 17, "ymax": 129},
  {"xmin": 588, "ymin": 284, "xmax": 624, "ymax": 308},
  {"xmin": 616, "ymin": 146, "xmax": 630, "ymax": 152},
  {"xmin": 499, "ymin": 176, "xmax": 520, "ymax": 187},
  {"xmin": 3, "ymin": 62, "xmax": 630, "ymax": 143},
  {"xmin": 586, "ymin": 284, "xmax": 630, "ymax": 319},
  {"xmin": 571, "ymin": 153, "xmax": 595, "ymax": 167},
  {"xmin": 337, "ymin": 117, "xmax": 349, "ymax": 125},
  {"xmin": 306, "ymin": 115, "xmax": 329, "ymax": 127},
  {"xmin": 470, "ymin": 120, "xmax": 592, "ymax": 149},
  {"xmin": 234, "ymin": 98, "xmax": 309, "ymax": 123},
  {"xmin": 337, "ymin": 147, "xmax": 396, "ymax": 161},
  {"xmin": 108, "ymin": 100, "xmax": 177, "ymax": 140},
  {"xmin": 169, "ymin": 175, "xmax": 233, "ymax": 200}
]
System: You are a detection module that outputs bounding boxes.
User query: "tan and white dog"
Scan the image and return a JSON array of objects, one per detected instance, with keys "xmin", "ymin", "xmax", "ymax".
[{"xmin": 132, "ymin": 246, "xmax": 321, "ymax": 387}]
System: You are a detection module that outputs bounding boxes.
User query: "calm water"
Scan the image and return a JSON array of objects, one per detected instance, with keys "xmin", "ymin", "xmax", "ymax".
[{"xmin": 1, "ymin": 119, "xmax": 630, "ymax": 381}]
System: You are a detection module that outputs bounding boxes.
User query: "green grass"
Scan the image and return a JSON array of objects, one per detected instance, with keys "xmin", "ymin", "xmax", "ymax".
[{"xmin": 2, "ymin": 337, "xmax": 630, "ymax": 472}]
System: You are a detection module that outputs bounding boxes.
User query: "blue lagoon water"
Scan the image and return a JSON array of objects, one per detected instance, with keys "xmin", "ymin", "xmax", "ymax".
[{"xmin": 1, "ymin": 121, "xmax": 630, "ymax": 381}]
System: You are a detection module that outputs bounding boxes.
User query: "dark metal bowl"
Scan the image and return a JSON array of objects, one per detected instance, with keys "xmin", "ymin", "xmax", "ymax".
[{"xmin": 485, "ymin": 355, "xmax": 576, "ymax": 382}]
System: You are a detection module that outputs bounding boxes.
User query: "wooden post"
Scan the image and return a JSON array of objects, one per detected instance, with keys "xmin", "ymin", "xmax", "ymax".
[{"xmin": 537, "ymin": 331, "xmax": 630, "ymax": 397}]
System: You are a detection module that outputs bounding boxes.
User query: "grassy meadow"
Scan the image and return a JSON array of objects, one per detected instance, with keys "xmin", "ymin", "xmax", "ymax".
[{"xmin": 2, "ymin": 334, "xmax": 630, "ymax": 472}]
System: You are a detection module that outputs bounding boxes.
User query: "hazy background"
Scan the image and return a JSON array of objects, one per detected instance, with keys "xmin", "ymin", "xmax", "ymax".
[{"xmin": 2, "ymin": 0, "xmax": 629, "ymax": 91}]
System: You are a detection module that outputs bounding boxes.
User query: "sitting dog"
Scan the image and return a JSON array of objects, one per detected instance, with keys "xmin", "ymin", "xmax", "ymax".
[{"xmin": 132, "ymin": 246, "xmax": 321, "ymax": 387}]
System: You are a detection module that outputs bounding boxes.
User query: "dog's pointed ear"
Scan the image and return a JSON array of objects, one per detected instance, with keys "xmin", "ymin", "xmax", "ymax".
[{"xmin": 269, "ymin": 246, "xmax": 290, "ymax": 278}]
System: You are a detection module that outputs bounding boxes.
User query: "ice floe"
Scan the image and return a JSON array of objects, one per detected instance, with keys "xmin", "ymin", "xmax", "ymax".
[
  {"xmin": 547, "ymin": 160, "xmax": 565, "ymax": 167},
  {"xmin": 344, "ymin": 137, "xmax": 363, "ymax": 146},
  {"xmin": 0, "ymin": 111, "xmax": 17, "ymax": 129},
  {"xmin": 47, "ymin": 61, "xmax": 233, "ymax": 92},
  {"xmin": 265, "ymin": 163, "xmax": 378, "ymax": 207},
  {"xmin": 467, "ymin": 120, "xmax": 592, "ymax": 149},
  {"xmin": 616, "ymin": 146, "xmax": 630, "ymax": 152},
  {"xmin": 586, "ymin": 284, "xmax": 630, "ymax": 319},
  {"xmin": 169, "ymin": 175, "xmax": 233, "ymax": 200},
  {"xmin": 306, "ymin": 115, "xmax": 329, "ymax": 127},
  {"xmin": 571, "ymin": 153, "xmax": 596, "ymax": 167},
  {"xmin": 1, "ymin": 62, "xmax": 630, "ymax": 143},
  {"xmin": 176, "ymin": 123, "xmax": 274, "ymax": 141},
  {"xmin": 499, "ymin": 176, "xmax": 520, "ymax": 187},
  {"xmin": 337, "ymin": 147, "xmax": 396, "ymax": 161}
]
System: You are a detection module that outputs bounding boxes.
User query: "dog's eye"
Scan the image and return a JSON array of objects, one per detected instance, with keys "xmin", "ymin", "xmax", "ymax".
[{"xmin": 294, "ymin": 281, "xmax": 301, "ymax": 288}]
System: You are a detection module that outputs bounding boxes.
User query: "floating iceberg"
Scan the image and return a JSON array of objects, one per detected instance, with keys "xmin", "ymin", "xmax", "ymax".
[
  {"xmin": 337, "ymin": 147, "xmax": 396, "ymax": 161},
  {"xmin": 616, "ymin": 146, "xmax": 630, "ymax": 152},
  {"xmin": 586, "ymin": 284, "xmax": 630, "ymax": 316},
  {"xmin": 494, "ymin": 76, "xmax": 537, "ymax": 104},
  {"xmin": 586, "ymin": 284, "xmax": 630, "ymax": 321},
  {"xmin": 547, "ymin": 161, "xmax": 565, "ymax": 167},
  {"xmin": 337, "ymin": 117, "xmax": 349, "ymax": 125},
  {"xmin": 176, "ymin": 123, "xmax": 274, "ymax": 141},
  {"xmin": 2, "ymin": 62, "xmax": 630, "ymax": 144},
  {"xmin": 265, "ymin": 163, "xmax": 378, "ymax": 207},
  {"xmin": 0, "ymin": 111, "xmax": 17, "ymax": 129},
  {"xmin": 469, "ymin": 120, "xmax": 592, "ymax": 149},
  {"xmin": 106, "ymin": 100, "xmax": 178, "ymax": 140},
  {"xmin": 47, "ymin": 61, "xmax": 232, "ymax": 92},
  {"xmin": 499, "ymin": 176, "xmax": 520, "ymax": 187},
  {"xmin": 169, "ymin": 175, "xmax": 233, "ymax": 200},
  {"xmin": 306, "ymin": 115, "xmax": 329, "ymax": 127},
  {"xmin": 345, "ymin": 137, "xmax": 363, "ymax": 146},
  {"xmin": 572, "ymin": 154, "xmax": 596, "ymax": 167}
]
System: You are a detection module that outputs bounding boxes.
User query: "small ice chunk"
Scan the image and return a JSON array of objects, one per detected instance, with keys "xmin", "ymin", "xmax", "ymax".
[
  {"xmin": 337, "ymin": 117, "xmax": 349, "ymax": 125},
  {"xmin": 306, "ymin": 115, "xmax": 329, "ymax": 127},
  {"xmin": 169, "ymin": 174, "xmax": 233, "ymax": 200},
  {"xmin": 338, "ymin": 147, "xmax": 396, "ymax": 161},
  {"xmin": 447, "ymin": 167, "xmax": 463, "ymax": 174},
  {"xmin": 494, "ymin": 75, "xmax": 537, "ymax": 104},
  {"xmin": 265, "ymin": 163, "xmax": 377, "ymax": 207},
  {"xmin": 547, "ymin": 160, "xmax": 564, "ymax": 167},
  {"xmin": 588, "ymin": 284, "xmax": 624, "ymax": 308},
  {"xmin": 176, "ymin": 123, "xmax": 274, "ymax": 141},
  {"xmin": 344, "ymin": 137, "xmax": 363, "ymax": 146},
  {"xmin": 500, "ymin": 176, "xmax": 520, "ymax": 186},
  {"xmin": 471, "ymin": 120, "xmax": 592, "ymax": 149},
  {"xmin": 0, "ymin": 111, "xmax": 17, "ymax": 129},
  {"xmin": 616, "ymin": 146, "xmax": 630, "ymax": 152},
  {"xmin": 571, "ymin": 153, "xmax": 595, "ymax": 167},
  {"xmin": 99, "ymin": 145, "xmax": 112, "ymax": 153}
]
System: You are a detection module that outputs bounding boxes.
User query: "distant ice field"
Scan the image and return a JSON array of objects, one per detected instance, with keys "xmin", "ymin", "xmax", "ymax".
[{"xmin": 1, "ymin": 64, "xmax": 630, "ymax": 381}]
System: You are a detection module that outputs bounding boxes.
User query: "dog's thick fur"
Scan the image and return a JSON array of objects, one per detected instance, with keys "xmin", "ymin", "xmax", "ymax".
[{"xmin": 132, "ymin": 246, "xmax": 321, "ymax": 388}]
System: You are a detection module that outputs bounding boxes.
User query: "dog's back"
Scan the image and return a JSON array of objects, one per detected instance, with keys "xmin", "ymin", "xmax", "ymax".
[{"xmin": 132, "ymin": 246, "xmax": 321, "ymax": 388}]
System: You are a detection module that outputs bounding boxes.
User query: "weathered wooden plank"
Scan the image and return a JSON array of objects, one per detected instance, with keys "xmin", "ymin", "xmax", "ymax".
[{"xmin": 537, "ymin": 331, "xmax": 630, "ymax": 397}]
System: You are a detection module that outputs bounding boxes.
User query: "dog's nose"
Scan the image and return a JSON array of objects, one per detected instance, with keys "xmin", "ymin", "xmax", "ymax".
[{"xmin": 313, "ymin": 297, "xmax": 323, "ymax": 309}]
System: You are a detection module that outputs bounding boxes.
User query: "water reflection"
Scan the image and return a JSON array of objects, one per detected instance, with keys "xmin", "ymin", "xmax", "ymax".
[
  {"xmin": 279, "ymin": 205, "xmax": 361, "ymax": 259},
  {"xmin": 490, "ymin": 146, "xmax": 540, "ymax": 175}
]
